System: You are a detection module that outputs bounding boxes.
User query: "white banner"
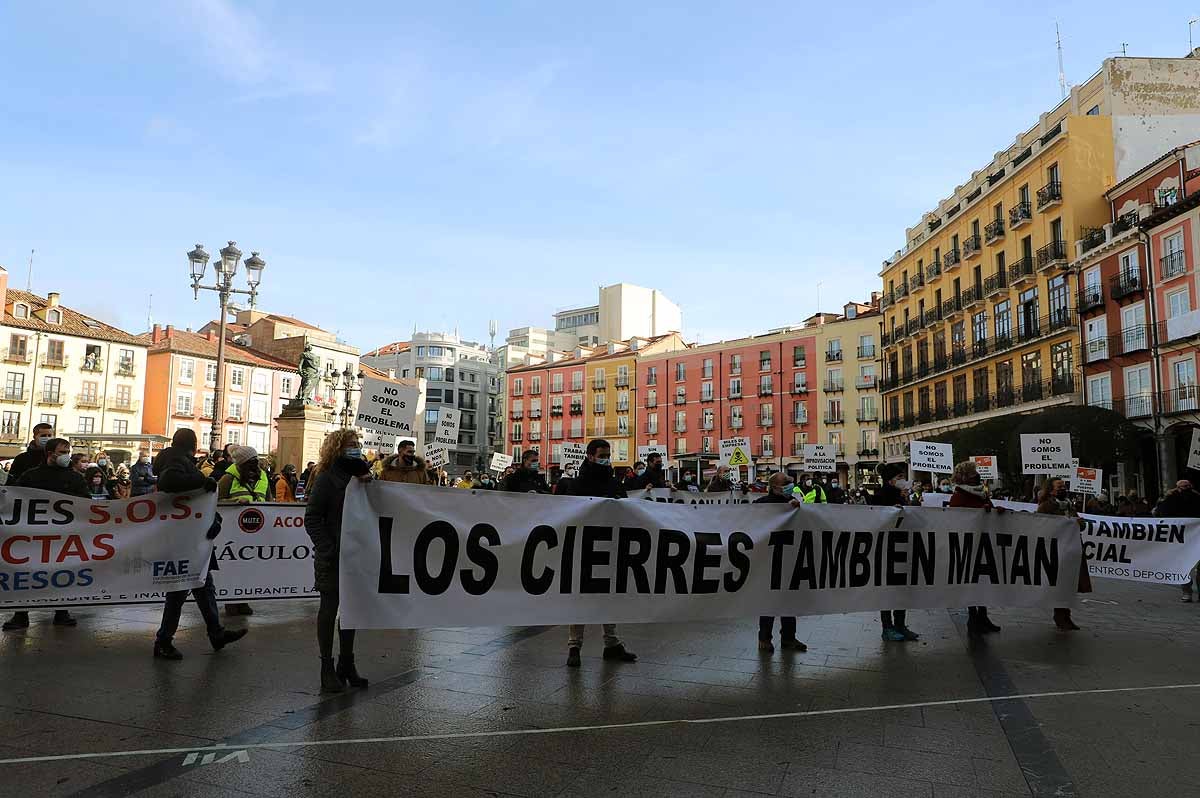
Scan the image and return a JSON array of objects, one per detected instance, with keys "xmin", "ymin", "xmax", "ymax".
[
  {"xmin": 0, "ymin": 489, "xmax": 217, "ymax": 609},
  {"xmin": 645, "ymin": 488, "xmax": 749, "ymax": 505},
  {"xmin": 1021, "ymin": 433, "xmax": 1073, "ymax": 475},
  {"xmin": 338, "ymin": 482, "xmax": 1083, "ymax": 629},
  {"xmin": 1081, "ymin": 514, "xmax": 1200, "ymax": 585},
  {"xmin": 210, "ymin": 504, "xmax": 317, "ymax": 601},
  {"xmin": 910, "ymin": 440, "xmax": 953, "ymax": 473},
  {"xmin": 356, "ymin": 377, "xmax": 420, "ymax": 437},
  {"xmin": 432, "ymin": 409, "xmax": 461, "ymax": 449}
]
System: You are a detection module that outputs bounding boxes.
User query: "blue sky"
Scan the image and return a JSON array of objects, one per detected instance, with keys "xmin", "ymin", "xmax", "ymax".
[{"xmin": 2, "ymin": 2, "xmax": 1198, "ymax": 349}]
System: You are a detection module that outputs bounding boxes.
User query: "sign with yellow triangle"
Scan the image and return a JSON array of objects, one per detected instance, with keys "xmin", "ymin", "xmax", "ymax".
[{"xmin": 719, "ymin": 437, "xmax": 751, "ymax": 466}]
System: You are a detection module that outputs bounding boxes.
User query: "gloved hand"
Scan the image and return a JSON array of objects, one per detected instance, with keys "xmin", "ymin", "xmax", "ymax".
[
  {"xmin": 206, "ymin": 514, "xmax": 223, "ymax": 540},
  {"xmin": 204, "ymin": 477, "xmax": 218, "ymax": 493}
]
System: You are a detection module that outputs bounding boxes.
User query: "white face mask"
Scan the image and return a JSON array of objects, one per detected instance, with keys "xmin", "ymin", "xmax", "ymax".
[
  {"xmin": 140, "ymin": 456, "xmax": 150, "ymax": 464},
  {"xmin": 635, "ymin": 468, "xmax": 645, "ymax": 476},
  {"xmin": 831, "ymin": 481, "xmax": 840, "ymax": 488},
  {"xmin": 98, "ymin": 458, "xmax": 108, "ymax": 467},
  {"xmin": 895, "ymin": 478, "xmax": 910, "ymax": 490},
  {"xmin": 55, "ymin": 453, "xmax": 72, "ymax": 468},
  {"xmin": 37, "ymin": 435, "xmax": 52, "ymax": 447}
]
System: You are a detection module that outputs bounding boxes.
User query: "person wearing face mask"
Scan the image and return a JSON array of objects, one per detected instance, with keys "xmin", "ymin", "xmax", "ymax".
[
  {"xmin": 8, "ymin": 422, "xmax": 55, "ymax": 483},
  {"xmin": 1037, "ymin": 477, "xmax": 1092, "ymax": 631},
  {"xmin": 218, "ymin": 446, "xmax": 269, "ymax": 503},
  {"xmin": 948, "ymin": 461, "xmax": 1002, "ymax": 635},
  {"xmin": 622, "ymin": 461, "xmax": 647, "ymax": 493},
  {"xmin": 454, "ymin": 471, "xmax": 478, "ymax": 489},
  {"xmin": 304, "ymin": 429, "xmax": 373, "ymax": 692},
  {"xmin": 824, "ymin": 474, "xmax": 846, "ymax": 504},
  {"xmin": 793, "ymin": 473, "xmax": 827, "ymax": 504},
  {"xmin": 94, "ymin": 451, "xmax": 113, "ymax": 479},
  {"xmin": 629, "ymin": 452, "xmax": 670, "ymax": 490},
  {"xmin": 566, "ymin": 439, "xmax": 636, "ymax": 667},
  {"xmin": 378, "ymin": 441, "xmax": 432, "ymax": 485},
  {"xmin": 69, "ymin": 453, "xmax": 88, "ymax": 475},
  {"xmin": 275, "ymin": 464, "xmax": 300, "ymax": 501},
  {"xmin": 868, "ymin": 462, "xmax": 919, "ymax": 642},
  {"xmin": 85, "ymin": 466, "xmax": 111, "ymax": 499},
  {"xmin": 129, "ymin": 451, "xmax": 157, "ymax": 494},
  {"xmin": 3, "ymin": 437, "xmax": 89, "ymax": 631},
  {"xmin": 705, "ymin": 465, "xmax": 734, "ymax": 493},
  {"xmin": 681, "ymin": 471, "xmax": 700, "ymax": 492},
  {"xmin": 756, "ymin": 473, "xmax": 809, "ymax": 653},
  {"xmin": 554, "ymin": 464, "xmax": 577, "ymax": 495},
  {"xmin": 501, "ymin": 450, "xmax": 551, "ymax": 493}
]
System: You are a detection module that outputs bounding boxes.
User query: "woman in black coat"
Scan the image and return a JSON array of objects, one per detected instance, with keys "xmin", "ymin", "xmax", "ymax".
[
  {"xmin": 304, "ymin": 428, "xmax": 373, "ymax": 693},
  {"xmin": 868, "ymin": 462, "xmax": 919, "ymax": 642}
]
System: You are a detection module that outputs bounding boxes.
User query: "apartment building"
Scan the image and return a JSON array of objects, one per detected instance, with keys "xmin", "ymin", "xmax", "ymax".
[
  {"xmin": 879, "ymin": 55, "xmax": 1200, "ymax": 463},
  {"xmin": 0, "ymin": 271, "xmax": 148, "ymax": 459},
  {"xmin": 142, "ymin": 325, "xmax": 296, "ymax": 455}
]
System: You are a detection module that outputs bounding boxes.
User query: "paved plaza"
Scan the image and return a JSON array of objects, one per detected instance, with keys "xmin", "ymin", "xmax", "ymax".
[{"xmin": 2, "ymin": 577, "xmax": 1198, "ymax": 798}]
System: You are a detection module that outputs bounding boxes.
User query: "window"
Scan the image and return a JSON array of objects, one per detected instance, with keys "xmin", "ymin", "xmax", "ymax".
[
  {"xmin": 250, "ymin": 398, "xmax": 269, "ymax": 424},
  {"xmin": 46, "ymin": 309, "xmax": 61, "ymax": 324},
  {"xmin": 426, "ymin": 408, "xmax": 441, "ymax": 425},
  {"xmin": 793, "ymin": 401, "xmax": 808, "ymax": 424},
  {"xmin": 674, "ymin": 410, "xmax": 687, "ymax": 432},
  {"xmin": 994, "ymin": 300, "xmax": 1012, "ymax": 342},
  {"xmin": 762, "ymin": 403, "xmax": 777, "ymax": 425},
  {"xmin": 531, "ymin": 376, "xmax": 542, "ymax": 394},
  {"xmin": 593, "ymin": 369, "xmax": 606, "ymax": 389},
  {"xmin": 616, "ymin": 440, "xmax": 629, "ymax": 462},
  {"xmin": 552, "ymin": 374, "xmax": 563, "ymax": 392},
  {"xmin": 594, "ymin": 395, "xmax": 606, "ymax": 413},
  {"xmin": 997, "ymin": 360, "xmax": 1014, "ymax": 402},
  {"xmin": 676, "ymin": 438, "xmax": 687, "ymax": 455},
  {"xmin": 38, "ymin": 413, "xmax": 56, "ymax": 428},
  {"xmin": 226, "ymin": 428, "xmax": 242, "ymax": 445},
  {"xmin": 702, "ymin": 435, "xmax": 714, "ymax": 453},
  {"xmin": 1048, "ymin": 274, "xmax": 1069, "ymax": 325},
  {"xmin": 1087, "ymin": 104, "xmax": 1100, "ymax": 116},
  {"xmin": 700, "ymin": 381, "xmax": 713, "ymax": 401},
  {"xmin": 645, "ymin": 388, "xmax": 657, "ymax": 408},
  {"xmin": 972, "ymin": 312, "xmax": 987, "ymax": 344},
  {"xmin": 1087, "ymin": 373, "xmax": 1112, "ymax": 409},
  {"xmin": 42, "ymin": 376, "xmax": 62, "ymax": 403},
  {"xmin": 1051, "ymin": 342, "xmax": 1073, "ymax": 389},
  {"xmin": 792, "ymin": 345, "xmax": 806, "ymax": 367},
  {"xmin": 252, "ymin": 371, "xmax": 270, "ymax": 394},
  {"xmin": 675, "ymin": 362, "xmax": 686, "ymax": 381},
  {"xmin": 513, "ymin": 378, "xmax": 524, "ymax": 396},
  {"xmin": 1085, "ymin": 316, "xmax": 1108, "ymax": 362},
  {"xmin": 179, "ymin": 358, "xmax": 195, "ymax": 384},
  {"xmin": 7, "ymin": 334, "xmax": 28, "ymax": 360},
  {"xmin": 647, "ymin": 413, "xmax": 659, "ymax": 434},
  {"xmin": 701, "ymin": 359, "xmax": 713, "ymax": 379},
  {"xmin": 205, "ymin": 362, "xmax": 218, "ymax": 385},
  {"xmin": 228, "ymin": 398, "xmax": 244, "ymax": 420},
  {"xmin": 427, "ymin": 367, "xmax": 443, "ymax": 382},
  {"xmin": 730, "ymin": 377, "xmax": 743, "ymax": 398},
  {"xmin": 645, "ymin": 367, "xmax": 657, "ymax": 386},
  {"xmin": 112, "ymin": 419, "xmax": 129, "ymax": 435},
  {"xmin": 617, "ymin": 415, "xmax": 630, "ymax": 435},
  {"xmin": 616, "ymin": 392, "xmax": 629, "ymax": 412},
  {"xmin": 759, "ymin": 375, "xmax": 773, "ymax": 395},
  {"xmin": 793, "ymin": 372, "xmax": 807, "ymax": 392},
  {"xmin": 675, "ymin": 386, "xmax": 686, "ymax": 404},
  {"xmin": 230, "ymin": 367, "xmax": 245, "ymax": 389},
  {"xmin": 1167, "ymin": 289, "xmax": 1191, "ymax": 319},
  {"xmin": 249, "ymin": 429, "xmax": 267, "ymax": 451},
  {"xmin": 428, "ymin": 346, "xmax": 443, "ymax": 357},
  {"xmin": 1, "ymin": 410, "xmax": 19, "ymax": 436},
  {"xmin": 761, "ymin": 435, "xmax": 774, "ymax": 457},
  {"xmin": 204, "ymin": 394, "xmax": 215, "ymax": 418},
  {"xmin": 1021, "ymin": 350, "xmax": 1042, "ymax": 398},
  {"xmin": 828, "ymin": 339, "xmax": 842, "ymax": 356},
  {"xmin": 446, "ymin": 368, "xmax": 455, "ymax": 382},
  {"xmin": 1125, "ymin": 365, "xmax": 1153, "ymax": 417},
  {"xmin": 118, "ymin": 349, "xmax": 134, "ymax": 374},
  {"xmin": 530, "ymin": 398, "xmax": 542, "ymax": 418},
  {"xmin": 731, "ymin": 406, "xmax": 743, "ymax": 428},
  {"xmin": 175, "ymin": 392, "xmax": 193, "ymax": 415},
  {"xmin": 280, "ymin": 376, "xmax": 292, "ymax": 396},
  {"xmin": 113, "ymin": 383, "xmax": 132, "ymax": 409},
  {"xmin": 12, "ymin": 304, "xmax": 27, "ymax": 320},
  {"xmin": 594, "ymin": 416, "xmax": 606, "ymax": 436},
  {"xmin": 702, "ymin": 408, "xmax": 714, "ymax": 429},
  {"xmin": 616, "ymin": 366, "xmax": 629, "ymax": 387},
  {"xmin": 1018, "ymin": 287, "xmax": 1039, "ymax": 339},
  {"xmin": 730, "ymin": 354, "xmax": 742, "ymax": 375},
  {"xmin": 45, "ymin": 339, "xmax": 65, "ymax": 366},
  {"xmin": 78, "ymin": 417, "xmax": 95, "ymax": 434},
  {"xmin": 759, "ymin": 350, "xmax": 772, "ymax": 371},
  {"xmin": 416, "ymin": 346, "xmax": 426, "ymax": 357}
]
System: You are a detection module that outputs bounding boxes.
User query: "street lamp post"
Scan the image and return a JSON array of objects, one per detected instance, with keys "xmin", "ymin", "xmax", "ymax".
[
  {"xmin": 325, "ymin": 365, "xmax": 364, "ymax": 429},
  {"xmin": 187, "ymin": 242, "xmax": 266, "ymax": 454}
]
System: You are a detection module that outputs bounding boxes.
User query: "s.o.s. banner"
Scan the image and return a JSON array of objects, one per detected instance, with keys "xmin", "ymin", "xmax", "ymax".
[
  {"xmin": 0, "ymin": 488, "xmax": 216, "ymax": 609},
  {"xmin": 338, "ymin": 482, "xmax": 1083, "ymax": 630}
]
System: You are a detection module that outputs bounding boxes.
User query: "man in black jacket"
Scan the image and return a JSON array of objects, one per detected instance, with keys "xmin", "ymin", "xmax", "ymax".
[
  {"xmin": 627, "ymin": 451, "xmax": 669, "ymax": 491},
  {"xmin": 1158, "ymin": 480, "xmax": 1200, "ymax": 602},
  {"xmin": 501, "ymin": 449, "xmax": 551, "ymax": 493},
  {"xmin": 3, "ymin": 437, "xmax": 87, "ymax": 631},
  {"xmin": 8, "ymin": 422, "xmax": 55, "ymax": 483},
  {"xmin": 152, "ymin": 428, "xmax": 247, "ymax": 660},
  {"xmin": 566, "ymin": 439, "xmax": 636, "ymax": 668},
  {"xmin": 755, "ymin": 473, "xmax": 807, "ymax": 653}
]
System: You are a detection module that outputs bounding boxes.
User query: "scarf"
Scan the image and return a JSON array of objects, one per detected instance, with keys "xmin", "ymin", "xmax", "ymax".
[{"xmin": 958, "ymin": 483, "xmax": 988, "ymax": 499}]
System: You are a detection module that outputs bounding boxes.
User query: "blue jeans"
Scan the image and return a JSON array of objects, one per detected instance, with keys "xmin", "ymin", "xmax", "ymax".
[{"xmin": 156, "ymin": 572, "xmax": 223, "ymax": 644}]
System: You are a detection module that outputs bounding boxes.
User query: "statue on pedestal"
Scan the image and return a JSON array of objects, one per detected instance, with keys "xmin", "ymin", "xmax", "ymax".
[{"xmin": 290, "ymin": 344, "xmax": 320, "ymax": 408}]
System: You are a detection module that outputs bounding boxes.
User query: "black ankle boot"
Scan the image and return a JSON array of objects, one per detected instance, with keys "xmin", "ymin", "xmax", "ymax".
[
  {"xmin": 321, "ymin": 657, "xmax": 345, "ymax": 693},
  {"xmin": 978, "ymin": 607, "xmax": 1001, "ymax": 633},
  {"xmin": 336, "ymin": 654, "xmax": 368, "ymax": 688}
]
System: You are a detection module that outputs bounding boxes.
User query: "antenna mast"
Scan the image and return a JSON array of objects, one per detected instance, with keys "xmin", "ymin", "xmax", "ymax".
[
  {"xmin": 26, "ymin": 249, "xmax": 34, "ymax": 292},
  {"xmin": 147, "ymin": 293, "xmax": 154, "ymax": 330},
  {"xmin": 1056, "ymin": 22, "xmax": 1068, "ymax": 100}
]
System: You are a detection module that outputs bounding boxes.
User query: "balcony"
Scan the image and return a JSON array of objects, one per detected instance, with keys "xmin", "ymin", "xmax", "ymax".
[
  {"xmin": 1105, "ymin": 394, "xmax": 1154, "ymax": 420},
  {"xmin": 700, "ymin": 392, "xmax": 715, "ymax": 403},
  {"xmin": 1036, "ymin": 181, "xmax": 1062, "ymax": 210},
  {"xmin": 923, "ymin": 307, "xmax": 942, "ymax": 327},
  {"xmin": 510, "ymin": 432, "xmax": 523, "ymax": 442},
  {"xmin": 857, "ymin": 445, "xmax": 880, "ymax": 458},
  {"xmin": 1079, "ymin": 285, "xmax": 1104, "ymax": 313},
  {"xmin": 951, "ymin": 346, "xmax": 968, "ymax": 367},
  {"xmin": 76, "ymin": 394, "xmax": 102, "ymax": 409},
  {"xmin": 729, "ymin": 388, "xmax": 743, "ymax": 399},
  {"xmin": 570, "ymin": 381, "xmax": 584, "ymax": 392},
  {"xmin": 857, "ymin": 345, "xmax": 875, "ymax": 360},
  {"xmin": 1162, "ymin": 385, "xmax": 1200, "ymax": 415},
  {"xmin": 550, "ymin": 429, "xmax": 564, "ymax": 440},
  {"xmin": 550, "ymin": 406, "xmax": 564, "ymax": 416},
  {"xmin": 984, "ymin": 218, "xmax": 1005, "ymax": 243},
  {"xmin": 2, "ymin": 348, "xmax": 32, "ymax": 365},
  {"xmin": 1, "ymin": 389, "xmax": 29, "ymax": 403},
  {"xmin": 1161, "ymin": 251, "xmax": 1187, "ymax": 281},
  {"xmin": 1048, "ymin": 307, "xmax": 1075, "ymax": 334},
  {"xmin": 984, "ymin": 272, "xmax": 1007, "ymax": 298},
  {"xmin": 615, "ymin": 377, "xmax": 630, "ymax": 388},
  {"xmin": 39, "ymin": 354, "xmax": 69, "ymax": 369},
  {"xmin": 825, "ymin": 350, "xmax": 843, "ymax": 363},
  {"xmin": 1112, "ymin": 210, "xmax": 1139, "ymax": 236},
  {"xmin": 37, "ymin": 391, "xmax": 64, "ymax": 406},
  {"xmin": 942, "ymin": 296, "xmax": 964, "ymax": 319},
  {"xmin": 856, "ymin": 409, "xmax": 878, "ymax": 422},
  {"xmin": 792, "ymin": 413, "xmax": 808, "ymax": 425},
  {"xmin": 510, "ymin": 410, "xmax": 523, "ymax": 420},
  {"xmin": 972, "ymin": 339, "xmax": 989, "ymax": 358},
  {"xmin": 645, "ymin": 397, "xmax": 658, "ymax": 408},
  {"xmin": 910, "ymin": 272, "xmax": 924, "ymax": 291},
  {"xmin": 1112, "ymin": 325, "xmax": 1152, "ymax": 357},
  {"xmin": 962, "ymin": 235, "xmax": 982, "ymax": 259},
  {"xmin": 116, "ymin": 361, "xmax": 137, "ymax": 377},
  {"xmin": 1017, "ymin": 319, "xmax": 1042, "ymax": 344},
  {"xmin": 1079, "ymin": 227, "xmax": 1106, "ymax": 254},
  {"xmin": 823, "ymin": 413, "xmax": 844, "ymax": 424},
  {"xmin": 615, "ymin": 404, "xmax": 629, "ymax": 413},
  {"xmin": 758, "ymin": 416, "xmax": 775, "ymax": 428},
  {"xmin": 925, "ymin": 259, "xmax": 942, "ymax": 281},
  {"xmin": 529, "ymin": 410, "xmax": 542, "ymax": 419},
  {"xmin": 961, "ymin": 285, "xmax": 983, "ymax": 309},
  {"xmin": 675, "ymin": 394, "xmax": 687, "ymax": 405},
  {"xmin": 80, "ymin": 357, "xmax": 104, "ymax": 373},
  {"xmin": 757, "ymin": 385, "xmax": 775, "ymax": 397},
  {"xmin": 674, "ymin": 423, "xmax": 687, "ymax": 433},
  {"xmin": 1110, "ymin": 269, "xmax": 1144, "ymax": 300},
  {"xmin": 200, "ymin": 408, "xmax": 214, "ymax": 420},
  {"xmin": 1036, "ymin": 240, "xmax": 1068, "ymax": 271},
  {"xmin": 592, "ymin": 379, "xmax": 606, "ymax": 390},
  {"xmin": 972, "ymin": 394, "xmax": 992, "ymax": 413},
  {"xmin": 906, "ymin": 318, "xmax": 921, "ymax": 337},
  {"xmin": 644, "ymin": 423, "xmax": 659, "ymax": 434},
  {"xmin": 896, "ymin": 282, "xmax": 909, "ymax": 298},
  {"xmin": 1009, "ymin": 201, "xmax": 1033, "ymax": 229},
  {"xmin": 569, "ymin": 404, "xmax": 583, "ymax": 415},
  {"xmin": 729, "ymin": 417, "xmax": 744, "ymax": 429},
  {"xmin": 529, "ymin": 432, "xmax": 541, "ymax": 441},
  {"xmin": 855, "ymin": 375, "xmax": 876, "ymax": 390},
  {"xmin": 943, "ymin": 249, "xmax": 962, "ymax": 270},
  {"xmin": 1008, "ymin": 256, "xmax": 1036, "ymax": 286},
  {"xmin": 823, "ymin": 379, "xmax": 844, "ymax": 393},
  {"xmin": 0, "ymin": 424, "xmax": 24, "ymax": 442}
]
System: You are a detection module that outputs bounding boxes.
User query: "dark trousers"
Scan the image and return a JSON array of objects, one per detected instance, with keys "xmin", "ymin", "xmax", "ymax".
[
  {"xmin": 156, "ymin": 573, "xmax": 223, "ymax": 644},
  {"xmin": 880, "ymin": 610, "xmax": 907, "ymax": 628},
  {"xmin": 759, "ymin": 616, "xmax": 796, "ymax": 641}
]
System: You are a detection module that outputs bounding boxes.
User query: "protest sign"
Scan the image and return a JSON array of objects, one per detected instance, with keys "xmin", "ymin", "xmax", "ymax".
[
  {"xmin": 910, "ymin": 440, "xmax": 954, "ymax": 473},
  {"xmin": 0, "ymin": 489, "xmax": 217, "ymax": 609},
  {"xmin": 1021, "ymin": 433, "xmax": 1073, "ymax": 475},
  {"xmin": 360, "ymin": 429, "xmax": 397, "ymax": 454},
  {"xmin": 425, "ymin": 446, "xmax": 450, "ymax": 470},
  {"xmin": 1074, "ymin": 466, "xmax": 1102, "ymax": 495},
  {"xmin": 338, "ymin": 481, "xmax": 1083, "ymax": 629},
  {"xmin": 560, "ymin": 443, "xmax": 586, "ymax": 471},
  {"xmin": 971, "ymin": 455, "xmax": 997, "ymax": 480},
  {"xmin": 719, "ymin": 437, "xmax": 751, "ymax": 467},
  {"xmin": 355, "ymin": 377, "xmax": 420, "ymax": 437},
  {"xmin": 432, "ymin": 409, "xmax": 461, "ymax": 449},
  {"xmin": 802, "ymin": 444, "xmax": 836, "ymax": 472},
  {"xmin": 490, "ymin": 452, "xmax": 514, "ymax": 472},
  {"xmin": 1189, "ymin": 429, "xmax": 1200, "ymax": 472},
  {"xmin": 637, "ymin": 445, "xmax": 667, "ymax": 463}
]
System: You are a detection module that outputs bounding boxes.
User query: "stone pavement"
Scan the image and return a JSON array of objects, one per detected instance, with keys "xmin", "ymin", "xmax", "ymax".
[{"xmin": 2, "ymin": 577, "xmax": 1198, "ymax": 798}]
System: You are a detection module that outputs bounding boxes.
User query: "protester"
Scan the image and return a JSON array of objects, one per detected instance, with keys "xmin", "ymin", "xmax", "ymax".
[
  {"xmin": 680, "ymin": 471, "xmax": 700, "ymax": 492},
  {"xmin": 8, "ymin": 422, "xmax": 55, "ymax": 482},
  {"xmin": 756, "ymin": 472, "xmax": 807, "ymax": 653},
  {"xmin": 300, "ymin": 460, "xmax": 315, "ymax": 485},
  {"xmin": 217, "ymin": 446, "xmax": 269, "ymax": 502},
  {"xmin": 85, "ymin": 465, "xmax": 111, "ymax": 499},
  {"xmin": 276, "ymin": 464, "xmax": 300, "ymax": 501},
  {"xmin": 705, "ymin": 465, "xmax": 734, "ymax": 492},
  {"xmin": 304, "ymin": 429, "xmax": 371, "ymax": 692},
  {"xmin": 1155, "ymin": 480, "xmax": 1200, "ymax": 602},
  {"xmin": 69, "ymin": 452, "xmax": 88, "ymax": 475},
  {"xmin": 209, "ymin": 445, "xmax": 235, "ymax": 481},
  {"xmin": 110, "ymin": 474, "xmax": 132, "ymax": 500},
  {"xmin": 824, "ymin": 474, "xmax": 846, "ymax": 504},
  {"xmin": 948, "ymin": 460, "xmax": 1001, "ymax": 636},
  {"xmin": 869, "ymin": 462, "xmax": 918, "ymax": 642},
  {"xmin": 3, "ymin": 437, "xmax": 87, "ymax": 631},
  {"xmin": 793, "ymin": 472, "xmax": 827, "ymax": 503},
  {"xmin": 151, "ymin": 428, "xmax": 246, "ymax": 660},
  {"xmin": 1037, "ymin": 477, "xmax": 1092, "ymax": 631},
  {"xmin": 566, "ymin": 439, "xmax": 636, "ymax": 668},
  {"xmin": 1132, "ymin": 494, "xmax": 1152, "ymax": 516},
  {"xmin": 554, "ymin": 464, "xmax": 577, "ymax": 495},
  {"xmin": 477, "ymin": 473, "xmax": 497, "ymax": 489},
  {"xmin": 454, "ymin": 471, "xmax": 477, "ymax": 489},
  {"xmin": 622, "ymin": 461, "xmax": 646, "ymax": 493},
  {"xmin": 94, "ymin": 450, "xmax": 114, "ymax": 479},
  {"xmin": 501, "ymin": 450, "xmax": 551, "ymax": 493},
  {"xmin": 629, "ymin": 452, "xmax": 669, "ymax": 490},
  {"xmin": 378, "ymin": 441, "xmax": 431, "ymax": 485}
]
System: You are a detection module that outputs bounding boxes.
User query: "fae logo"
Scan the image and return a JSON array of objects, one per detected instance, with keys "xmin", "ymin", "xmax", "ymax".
[
  {"xmin": 237, "ymin": 508, "xmax": 266, "ymax": 534},
  {"xmin": 153, "ymin": 560, "xmax": 191, "ymax": 577}
]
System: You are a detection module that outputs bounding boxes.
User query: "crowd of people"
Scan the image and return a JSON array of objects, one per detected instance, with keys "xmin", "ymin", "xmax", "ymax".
[{"xmin": 3, "ymin": 423, "xmax": 1199, "ymax": 693}]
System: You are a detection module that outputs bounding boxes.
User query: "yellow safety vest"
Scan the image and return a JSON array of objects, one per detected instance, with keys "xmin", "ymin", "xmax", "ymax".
[{"xmin": 226, "ymin": 463, "xmax": 268, "ymax": 503}]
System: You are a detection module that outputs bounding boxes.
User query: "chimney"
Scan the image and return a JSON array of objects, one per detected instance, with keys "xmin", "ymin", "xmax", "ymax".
[
  {"xmin": 151, "ymin": 323, "xmax": 163, "ymax": 343},
  {"xmin": 165, "ymin": 325, "xmax": 174, "ymax": 339},
  {"xmin": 0, "ymin": 267, "xmax": 7, "ymax": 312},
  {"xmin": 870, "ymin": 291, "xmax": 881, "ymax": 307},
  {"xmin": 206, "ymin": 330, "xmax": 216, "ymax": 342},
  {"xmin": 46, "ymin": 291, "xmax": 60, "ymax": 307}
]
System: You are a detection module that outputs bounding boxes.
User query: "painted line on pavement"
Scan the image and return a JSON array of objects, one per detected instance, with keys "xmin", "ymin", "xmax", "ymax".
[{"xmin": 6, "ymin": 681, "xmax": 1198, "ymax": 766}]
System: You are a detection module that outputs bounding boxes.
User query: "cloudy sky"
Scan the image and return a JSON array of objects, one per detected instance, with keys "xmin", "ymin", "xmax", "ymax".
[{"xmin": 2, "ymin": 1, "xmax": 1197, "ymax": 348}]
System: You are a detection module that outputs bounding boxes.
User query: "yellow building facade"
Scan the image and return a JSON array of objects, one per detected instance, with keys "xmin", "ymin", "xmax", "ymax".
[{"xmin": 585, "ymin": 350, "xmax": 637, "ymax": 466}]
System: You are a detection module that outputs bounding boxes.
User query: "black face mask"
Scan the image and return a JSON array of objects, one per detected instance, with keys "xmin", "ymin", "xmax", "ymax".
[
  {"xmin": 340, "ymin": 456, "xmax": 371, "ymax": 476},
  {"xmin": 402, "ymin": 454, "xmax": 416, "ymax": 465}
]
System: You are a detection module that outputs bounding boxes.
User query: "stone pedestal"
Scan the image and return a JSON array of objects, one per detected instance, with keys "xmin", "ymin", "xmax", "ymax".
[{"xmin": 275, "ymin": 403, "xmax": 331, "ymax": 473}]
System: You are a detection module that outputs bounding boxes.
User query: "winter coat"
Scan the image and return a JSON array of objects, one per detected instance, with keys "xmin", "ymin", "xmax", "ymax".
[
  {"xmin": 129, "ymin": 460, "xmax": 157, "ymax": 495},
  {"xmin": 502, "ymin": 468, "xmax": 551, "ymax": 494},
  {"xmin": 275, "ymin": 475, "xmax": 297, "ymax": 502},
  {"xmin": 8, "ymin": 444, "xmax": 45, "ymax": 483},
  {"xmin": 825, "ymin": 486, "xmax": 847, "ymax": 504},
  {"xmin": 1037, "ymin": 496, "xmax": 1092, "ymax": 593},
  {"xmin": 153, "ymin": 445, "xmax": 217, "ymax": 494},
  {"xmin": 705, "ymin": 476, "xmax": 733, "ymax": 493},
  {"xmin": 378, "ymin": 454, "xmax": 432, "ymax": 485},
  {"xmin": 754, "ymin": 491, "xmax": 792, "ymax": 504},
  {"xmin": 571, "ymin": 460, "xmax": 625, "ymax": 498},
  {"xmin": 627, "ymin": 465, "xmax": 668, "ymax": 490},
  {"xmin": 1156, "ymin": 488, "xmax": 1200, "ymax": 518},
  {"xmin": 218, "ymin": 463, "xmax": 269, "ymax": 503},
  {"xmin": 948, "ymin": 487, "xmax": 992, "ymax": 509},
  {"xmin": 304, "ymin": 462, "xmax": 356, "ymax": 594},
  {"xmin": 868, "ymin": 482, "xmax": 905, "ymax": 507},
  {"xmin": 16, "ymin": 464, "xmax": 90, "ymax": 499}
]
